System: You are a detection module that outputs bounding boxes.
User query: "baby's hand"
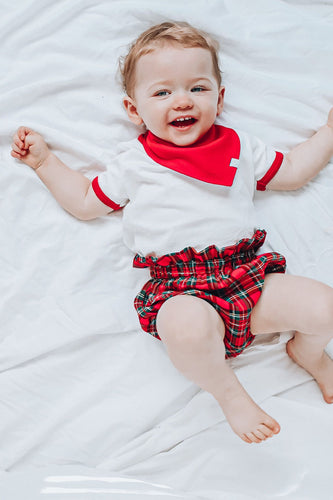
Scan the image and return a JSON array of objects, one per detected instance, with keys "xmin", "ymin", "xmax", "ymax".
[{"xmin": 11, "ymin": 127, "xmax": 51, "ymax": 170}]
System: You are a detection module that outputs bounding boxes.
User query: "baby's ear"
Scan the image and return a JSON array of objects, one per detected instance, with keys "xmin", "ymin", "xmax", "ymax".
[
  {"xmin": 123, "ymin": 97, "xmax": 143, "ymax": 125},
  {"xmin": 217, "ymin": 86, "xmax": 225, "ymax": 116}
]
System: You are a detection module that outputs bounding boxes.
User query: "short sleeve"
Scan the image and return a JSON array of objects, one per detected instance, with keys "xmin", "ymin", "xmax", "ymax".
[
  {"xmin": 91, "ymin": 155, "xmax": 129, "ymax": 211},
  {"xmin": 242, "ymin": 133, "xmax": 284, "ymax": 191}
]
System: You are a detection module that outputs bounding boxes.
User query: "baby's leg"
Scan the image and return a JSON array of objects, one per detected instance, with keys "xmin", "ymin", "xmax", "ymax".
[
  {"xmin": 156, "ymin": 295, "xmax": 280, "ymax": 443},
  {"xmin": 251, "ymin": 274, "xmax": 333, "ymax": 403}
]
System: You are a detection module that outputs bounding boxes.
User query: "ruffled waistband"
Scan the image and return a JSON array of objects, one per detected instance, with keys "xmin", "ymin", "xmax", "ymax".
[{"xmin": 133, "ymin": 230, "xmax": 267, "ymax": 278}]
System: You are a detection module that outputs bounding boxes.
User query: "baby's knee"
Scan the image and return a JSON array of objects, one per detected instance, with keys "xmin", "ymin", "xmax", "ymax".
[{"xmin": 157, "ymin": 294, "xmax": 224, "ymax": 347}]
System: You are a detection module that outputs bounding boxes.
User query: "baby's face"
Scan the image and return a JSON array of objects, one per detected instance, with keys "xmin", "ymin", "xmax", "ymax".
[{"xmin": 124, "ymin": 45, "xmax": 224, "ymax": 146}]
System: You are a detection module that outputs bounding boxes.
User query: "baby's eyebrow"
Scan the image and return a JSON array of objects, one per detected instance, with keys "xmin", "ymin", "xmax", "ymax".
[
  {"xmin": 147, "ymin": 80, "xmax": 173, "ymax": 92},
  {"xmin": 191, "ymin": 77, "xmax": 212, "ymax": 83},
  {"xmin": 187, "ymin": 77, "xmax": 216, "ymax": 88},
  {"xmin": 147, "ymin": 77, "xmax": 213, "ymax": 91}
]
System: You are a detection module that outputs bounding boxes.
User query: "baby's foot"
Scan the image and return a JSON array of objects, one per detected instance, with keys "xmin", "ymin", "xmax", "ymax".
[
  {"xmin": 287, "ymin": 338, "xmax": 333, "ymax": 403},
  {"xmin": 220, "ymin": 387, "xmax": 280, "ymax": 444}
]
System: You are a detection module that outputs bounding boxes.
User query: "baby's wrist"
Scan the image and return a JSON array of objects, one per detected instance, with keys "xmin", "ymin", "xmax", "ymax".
[{"xmin": 34, "ymin": 151, "xmax": 52, "ymax": 171}]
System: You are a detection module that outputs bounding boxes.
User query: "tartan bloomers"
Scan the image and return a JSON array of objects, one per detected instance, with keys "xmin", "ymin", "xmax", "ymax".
[{"xmin": 133, "ymin": 230, "xmax": 286, "ymax": 358}]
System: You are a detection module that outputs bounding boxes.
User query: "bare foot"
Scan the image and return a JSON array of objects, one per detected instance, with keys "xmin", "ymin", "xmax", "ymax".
[
  {"xmin": 287, "ymin": 338, "xmax": 333, "ymax": 403},
  {"xmin": 219, "ymin": 385, "xmax": 280, "ymax": 444}
]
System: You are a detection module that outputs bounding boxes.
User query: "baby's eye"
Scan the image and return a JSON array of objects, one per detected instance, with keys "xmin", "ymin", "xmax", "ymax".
[
  {"xmin": 154, "ymin": 90, "xmax": 170, "ymax": 97},
  {"xmin": 191, "ymin": 86, "xmax": 205, "ymax": 92}
]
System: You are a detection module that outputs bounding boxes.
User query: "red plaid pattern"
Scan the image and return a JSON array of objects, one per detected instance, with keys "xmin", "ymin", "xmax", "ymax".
[{"xmin": 133, "ymin": 230, "xmax": 286, "ymax": 358}]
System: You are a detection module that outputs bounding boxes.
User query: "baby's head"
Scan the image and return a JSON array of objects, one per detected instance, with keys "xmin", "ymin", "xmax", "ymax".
[
  {"xmin": 120, "ymin": 22, "xmax": 225, "ymax": 146},
  {"xmin": 120, "ymin": 21, "xmax": 222, "ymax": 98}
]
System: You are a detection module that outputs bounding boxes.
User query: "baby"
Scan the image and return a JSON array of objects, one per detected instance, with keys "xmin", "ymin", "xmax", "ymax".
[{"xmin": 11, "ymin": 21, "xmax": 333, "ymax": 444}]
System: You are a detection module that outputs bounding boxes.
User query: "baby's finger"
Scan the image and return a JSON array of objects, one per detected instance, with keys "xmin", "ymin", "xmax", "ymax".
[
  {"xmin": 11, "ymin": 142, "xmax": 27, "ymax": 155},
  {"xmin": 11, "ymin": 150, "xmax": 23, "ymax": 159},
  {"xmin": 17, "ymin": 126, "xmax": 33, "ymax": 143},
  {"xmin": 11, "ymin": 144, "xmax": 27, "ymax": 158},
  {"xmin": 13, "ymin": 133, "xmax": 25, "ymax": 150}
]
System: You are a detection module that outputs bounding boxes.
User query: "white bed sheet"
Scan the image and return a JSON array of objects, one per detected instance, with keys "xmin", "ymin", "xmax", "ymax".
[{"xmin": 1, "ymin": 0, "xmax": 332, "ymax": 499}]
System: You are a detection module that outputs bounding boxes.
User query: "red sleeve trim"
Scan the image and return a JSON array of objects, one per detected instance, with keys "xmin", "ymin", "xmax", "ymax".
[
  {"xmin": 256, "ymin": 151, "xmax": 284, "ymax": 191},
  {"xmin": 92, "ymin": 177, "xmax": 121, "ymax": 210}
]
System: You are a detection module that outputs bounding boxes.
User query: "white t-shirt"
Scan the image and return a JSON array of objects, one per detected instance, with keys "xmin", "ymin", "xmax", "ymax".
[{"xmin": 92, "ymin": 125, "xmax": 284, "ymax": 257}]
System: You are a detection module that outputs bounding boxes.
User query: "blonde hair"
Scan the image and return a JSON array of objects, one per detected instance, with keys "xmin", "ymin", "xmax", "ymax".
[{"xmin": 120, "ymin": 21, "xmax": 222, "ymax": 97}]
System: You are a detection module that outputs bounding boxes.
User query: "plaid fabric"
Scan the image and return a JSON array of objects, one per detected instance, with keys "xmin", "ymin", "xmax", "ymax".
[{"xmin": 133, "ymin": 230, "xmax": 286, "ymax": 358}]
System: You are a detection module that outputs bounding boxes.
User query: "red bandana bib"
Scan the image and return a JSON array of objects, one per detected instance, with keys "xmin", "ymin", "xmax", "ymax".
[{"xmin": 138, "ymin": 124, "xmax": 240, "ymax": 186}]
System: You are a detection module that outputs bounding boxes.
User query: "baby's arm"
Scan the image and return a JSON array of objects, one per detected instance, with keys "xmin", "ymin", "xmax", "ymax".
[
  {"xmin": 267, "ymin": 107, "xmax": 333, "ymax": 191},
  {"xmin": 11, "ymin": 127, "xmax": 111, "ymax": 220}
]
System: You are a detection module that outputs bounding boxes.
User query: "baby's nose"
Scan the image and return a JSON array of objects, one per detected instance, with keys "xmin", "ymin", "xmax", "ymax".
[{"xmin": 173, "ymin": 91, "xmax": 193, "ymax": 109}]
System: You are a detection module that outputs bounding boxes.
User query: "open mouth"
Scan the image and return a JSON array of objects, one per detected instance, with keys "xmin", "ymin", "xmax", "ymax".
[{"xmin": 170, "ymin": 117, "xmax": 197, "ymax": 128}]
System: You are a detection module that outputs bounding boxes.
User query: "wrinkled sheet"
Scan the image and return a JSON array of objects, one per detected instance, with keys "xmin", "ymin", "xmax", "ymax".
[{"xmin": 0, "ymin": 0, "xmax": 332, "ymax": 498}]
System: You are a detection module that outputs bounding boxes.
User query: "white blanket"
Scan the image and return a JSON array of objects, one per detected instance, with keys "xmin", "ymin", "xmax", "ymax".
[{"xmin": 1, "ymin": 1, "xmax": 332, "ymax": 498}]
